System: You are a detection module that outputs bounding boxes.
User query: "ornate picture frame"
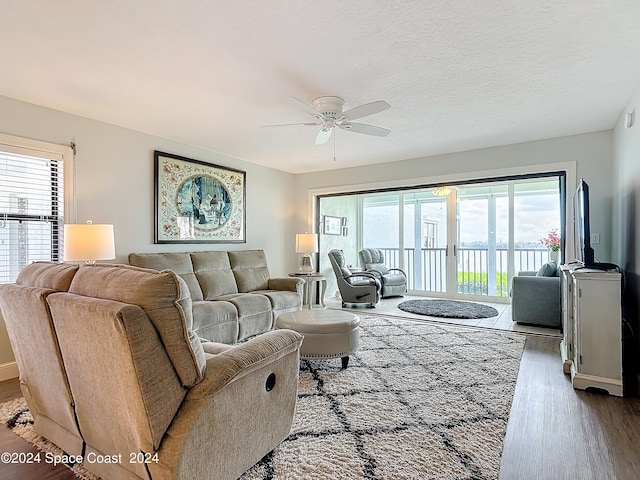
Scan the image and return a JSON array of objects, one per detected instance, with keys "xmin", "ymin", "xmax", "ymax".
[{"xmin": 154, "ymin": 151, "xmax": 246, "ymax": 243}]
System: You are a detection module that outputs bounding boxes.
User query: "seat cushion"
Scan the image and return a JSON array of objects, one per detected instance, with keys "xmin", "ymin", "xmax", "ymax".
[
  {"xmin": 192, "ymin": 300, "xmax": 239, "ymax": 343},
  {"xmin": 252, "ymin": 290, "xmax": 301, "ymax": 311},
  {"xmin": 382, "ymin": 272, "xmax": 405, "ymax": 286}
]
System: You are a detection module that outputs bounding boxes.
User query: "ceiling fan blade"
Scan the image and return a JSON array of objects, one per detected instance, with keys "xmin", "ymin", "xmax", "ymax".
[
  {"xmin": 261, "ymin": 122, "xmax": 319, "ymax": 128},
  {"xmin": 341, "ymin": 100, "xmax": 390, "ymax": 121},
  {"xmin": 315, "ymin": 127, "xmax": 333, "ymax": 145},
  {"xmin": 339, "ymin": 122, "xmax": 390, "ymax": 137},
  {"xmin": 286, "ymin": 96, "xmax": 321, "ymax": 117}
]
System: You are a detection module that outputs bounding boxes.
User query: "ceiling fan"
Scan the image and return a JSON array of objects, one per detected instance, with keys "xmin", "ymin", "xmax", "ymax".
[{"xmin": 267, "ymin": 96, "xmax": 391, "ymax": 145}]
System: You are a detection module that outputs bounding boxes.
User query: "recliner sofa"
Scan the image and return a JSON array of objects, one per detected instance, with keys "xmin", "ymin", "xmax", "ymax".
[
  {"xmin": 129, "ymin": 250, "xmax": 303, "ymax": 343},
  {"xmin": 0, "ymin": 261, "xmax": 303, "ymax": 480}
]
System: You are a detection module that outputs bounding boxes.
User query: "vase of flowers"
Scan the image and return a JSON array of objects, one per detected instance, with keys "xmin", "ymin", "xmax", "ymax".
[{"xmin": 541, "ymin": 229, "xmax": 560, "ymax": 263}]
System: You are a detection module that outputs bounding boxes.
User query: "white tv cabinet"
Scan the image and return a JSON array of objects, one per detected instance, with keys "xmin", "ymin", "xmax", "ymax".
[{"xmin": 560, "ymin": 264, "xmax": 623, "ymax": 396}]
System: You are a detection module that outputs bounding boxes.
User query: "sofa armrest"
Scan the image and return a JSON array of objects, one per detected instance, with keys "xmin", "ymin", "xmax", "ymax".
[
  {"xmin": 518, "ymin": 271, "xmax": 537, "ymax": 277},
  {"xmin": 187, "ymin": 329, "xmax": 303, "ymax": 398},
  {"xmin": 268, "ymin": 277, "xmax": 304, "ymax": 293},
  {"xmin": 511, "ymin": 276, "xmax": 560, "ymax": 326},
  {"xmin": 152, "ymin": 329, "xmax": 303, "ymax": 480}
]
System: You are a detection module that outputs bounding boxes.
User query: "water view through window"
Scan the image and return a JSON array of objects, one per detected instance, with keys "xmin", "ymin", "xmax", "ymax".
[{"xmin": 319, "ymin": 175, "xmax": 562, "ymax": 300}]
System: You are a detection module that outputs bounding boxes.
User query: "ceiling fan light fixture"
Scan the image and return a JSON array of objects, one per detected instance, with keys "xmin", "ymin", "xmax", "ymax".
[
  {"xmin": 433, "ymin": 186, "xmax": 452, "ymax": 196},
  {"xmin": 312, "ymin": 96, "xmax": 345, "ymax": 118}
]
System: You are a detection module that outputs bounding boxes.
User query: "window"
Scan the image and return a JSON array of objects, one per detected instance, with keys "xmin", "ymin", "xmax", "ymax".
[
  {"xmin": 318, "ymin": 171, "xmax": 564, "ymax": 299},
  {"xmin": 423, "ymin": 220, "xmax": 437, "ymax": 248},
  {"xmin": 0, "ymin": 134, "xmax": 73, "ymax": 284}
]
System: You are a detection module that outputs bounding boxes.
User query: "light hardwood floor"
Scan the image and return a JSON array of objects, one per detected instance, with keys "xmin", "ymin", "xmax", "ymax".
[{"xmin": 1, "ymin": 335, "xmax": 639, "ymax": 479}]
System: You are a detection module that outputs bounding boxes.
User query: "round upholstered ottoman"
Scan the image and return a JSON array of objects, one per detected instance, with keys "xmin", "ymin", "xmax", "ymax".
[{"xmin": 275, "ymin": 310, "xmax": 360, "ymax": 369}]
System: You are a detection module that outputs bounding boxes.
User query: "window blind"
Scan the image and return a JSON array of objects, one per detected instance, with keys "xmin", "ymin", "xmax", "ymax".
[{"xmin": 0, "ymin": 150, "xmax": 64, "ymax": 283}]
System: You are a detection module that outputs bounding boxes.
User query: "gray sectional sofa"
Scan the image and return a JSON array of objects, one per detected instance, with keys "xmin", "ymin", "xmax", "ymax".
[{"xmin": 129, "ymin": 250, "xmax": 303, "ymax": 343}]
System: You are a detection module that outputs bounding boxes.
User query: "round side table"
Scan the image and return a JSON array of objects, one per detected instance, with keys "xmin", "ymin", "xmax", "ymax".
[{"xmin": 288, "ymin": 273, "xmax": 327, "ymax": 309}]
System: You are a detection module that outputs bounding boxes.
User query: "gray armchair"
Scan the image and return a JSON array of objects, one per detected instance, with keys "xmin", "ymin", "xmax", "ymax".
[
  {"xmin": 328, "ymin": 249, "xmax": 381, "ymax": 308},
  {"xmin": 359, "ymin": 248, "xmax": 407, "ymax": 298},
  {"xmin": 511, "ymin": 269, "xmax": 561, "ymax": 327}
]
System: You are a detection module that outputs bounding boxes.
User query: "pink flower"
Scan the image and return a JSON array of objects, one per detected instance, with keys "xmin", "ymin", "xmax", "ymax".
[{"xmin": 540, "ymin": 229, "xmax": 560, "ymax": 251}]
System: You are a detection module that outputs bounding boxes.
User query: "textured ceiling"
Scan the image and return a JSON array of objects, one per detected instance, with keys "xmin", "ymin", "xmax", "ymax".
[{"xmin": 1, "ymin": 1, "xmax": 639, "ymax": 174}]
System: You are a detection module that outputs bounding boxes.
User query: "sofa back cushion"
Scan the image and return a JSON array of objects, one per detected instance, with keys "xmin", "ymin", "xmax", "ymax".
[
  {"xmin": 16, "ymin": 261, "xmax": 79, "ymax": 290},
  {"xmin": 191, "ymin": 251, "xmax": 238, "ymax": 298},
  {"xmin": 0, "ymin": 262, "xmax": 83, "ymax": 455},
  {"xmin": 47, "ymin": 293, "xmax": 185, "ymax": 456},
  {"xmin": 128, "ymin": 252, "xmax": 204, "ymax": 301},
  {"xmin": 229, "ymin": 250, "xmax": 270, "ymax": 292},
  {"xmin": 68, "ymin": 264, "xmax": 206, "ymax": 387}
]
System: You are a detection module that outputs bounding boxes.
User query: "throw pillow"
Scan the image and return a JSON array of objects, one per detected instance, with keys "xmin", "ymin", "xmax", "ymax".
[{"xmin": 536, "ymin": 261, "xmax": 557, "ymax": 277}]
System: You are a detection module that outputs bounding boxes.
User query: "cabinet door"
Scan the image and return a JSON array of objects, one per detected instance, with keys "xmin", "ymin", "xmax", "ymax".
[
  {"xmin": 561, "ymin": 269, "xmax": 573, "ymax": 361},
  {"xmin": 574, "ymin": 275, "xmax": 621, "ymax": 381}
]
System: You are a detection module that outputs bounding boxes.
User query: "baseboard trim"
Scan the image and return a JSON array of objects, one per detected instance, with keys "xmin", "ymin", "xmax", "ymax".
[{"xmin": 0, "ymin": 362, "xmax": 19, "ymax": 382}]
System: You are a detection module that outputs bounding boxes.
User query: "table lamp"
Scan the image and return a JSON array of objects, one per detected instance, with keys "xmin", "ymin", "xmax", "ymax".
[
  {"xmin": 295, "ymin": 233, "xmax": 318, "ymax": 273},
  {"xmin": 64, "ymin": 221, "xmax": 116, "ymax": 264}
]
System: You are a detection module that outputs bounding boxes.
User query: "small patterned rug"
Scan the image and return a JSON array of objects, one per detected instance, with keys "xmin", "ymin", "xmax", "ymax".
[
  {"xmin": 1, "ymin": 315, "xmax": 524, "ymax": 480},
  {"xmin": 398, "ymin": 299, "xmax": 500, "ymax": 319}
]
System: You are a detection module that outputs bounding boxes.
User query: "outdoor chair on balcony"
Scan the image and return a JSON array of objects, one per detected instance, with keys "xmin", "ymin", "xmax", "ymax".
[
  {"xmin": 359, "ymin": 248, "xmax": 407, "ymax": 298},
  {"xmin": 328, "ymin": 249, "xmax": 381, "ymax": 308}
]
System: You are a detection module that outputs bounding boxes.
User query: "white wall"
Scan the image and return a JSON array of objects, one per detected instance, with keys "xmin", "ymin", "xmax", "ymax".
[
  {"xmin": 0, "ymin": 95, "xmax": 296, "ymax": 377},
  {"xmin": 295, "ymin": 130, "xmax": 615, "ymax": 263},
  {"xmin": 612, "ymin": 81, "xmax": 640, "ymax": 388},
  {"xmin": 0, "ymin": 94, "xmax": 618, "ymax": 379}
]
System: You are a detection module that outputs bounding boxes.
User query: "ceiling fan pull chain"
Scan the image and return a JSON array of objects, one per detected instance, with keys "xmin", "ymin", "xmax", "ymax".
[{"xmin": 333, "ymin": 128, "xmax": 336, "ymax": 162}]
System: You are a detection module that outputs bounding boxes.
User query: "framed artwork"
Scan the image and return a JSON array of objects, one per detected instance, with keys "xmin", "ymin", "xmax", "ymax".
[
  {"xmin": 323, "ymin": 215, "xmax": 343, "ymax": 235},
  {"xmin": 154, "ymin": 151, "xmax": 246, "ymax": 243}
]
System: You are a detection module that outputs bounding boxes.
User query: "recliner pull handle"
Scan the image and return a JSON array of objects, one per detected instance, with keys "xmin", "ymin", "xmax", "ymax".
[{"xmin": 265, "ymin": 373, "xmax": 276, "ymax": 392}]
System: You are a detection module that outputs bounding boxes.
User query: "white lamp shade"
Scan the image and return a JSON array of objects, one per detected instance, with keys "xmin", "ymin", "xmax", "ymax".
[
  {"xmin": 64, "ymin": 224, "xmax": 116, "ymax": 262},
  {"xmin": 295, "ymin": 233, "xmax": 318, "ymax": 253}
]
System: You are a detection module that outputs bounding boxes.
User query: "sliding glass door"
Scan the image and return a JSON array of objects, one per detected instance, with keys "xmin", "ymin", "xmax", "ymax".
[
  {"xmin": 402, "ymin": 190, "xmax": 448, "ymax": 293},
  {"xmin": 319, "ymin": 173, "xmax": 563, "ymax": 302}
]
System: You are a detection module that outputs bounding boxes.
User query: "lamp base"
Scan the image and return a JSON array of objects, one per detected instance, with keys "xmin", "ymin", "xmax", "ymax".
[{"xmin": 299, "ymin": 254, "xmax": 314, "ymax": 273}]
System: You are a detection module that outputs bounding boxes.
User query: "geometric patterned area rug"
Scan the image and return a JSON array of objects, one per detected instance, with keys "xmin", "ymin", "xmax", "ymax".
[
  {"xmin": 398, "ymin": 299, "xmax": 500, "ymax": 319},
  {"xmin": 0, "ymin": 315, "xmax": 525, "ymax": 480},
  {"xmin": 241, "ymin": 315, "xmax": 525, "ymax": 480}
]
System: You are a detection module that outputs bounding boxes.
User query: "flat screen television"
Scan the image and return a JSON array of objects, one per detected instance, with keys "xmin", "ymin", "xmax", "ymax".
[{"xmin": 574, "ymin": 179, "xmax": 595, "ymax": 266}]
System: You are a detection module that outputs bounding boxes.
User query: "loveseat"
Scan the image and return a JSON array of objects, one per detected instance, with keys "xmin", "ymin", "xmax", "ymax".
[
  {"xmin": 129, "ymin": 250, "xmax": 303, "ymax": 344},
  {"xmin": 0, "ymin": 262, "xmax": 303, "ymax": 480}
]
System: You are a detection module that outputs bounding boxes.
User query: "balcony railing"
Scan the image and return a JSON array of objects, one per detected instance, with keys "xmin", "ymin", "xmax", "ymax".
[{"xmin": 370, "ymin": 247, "xmax": 554, "ymax": 298}]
